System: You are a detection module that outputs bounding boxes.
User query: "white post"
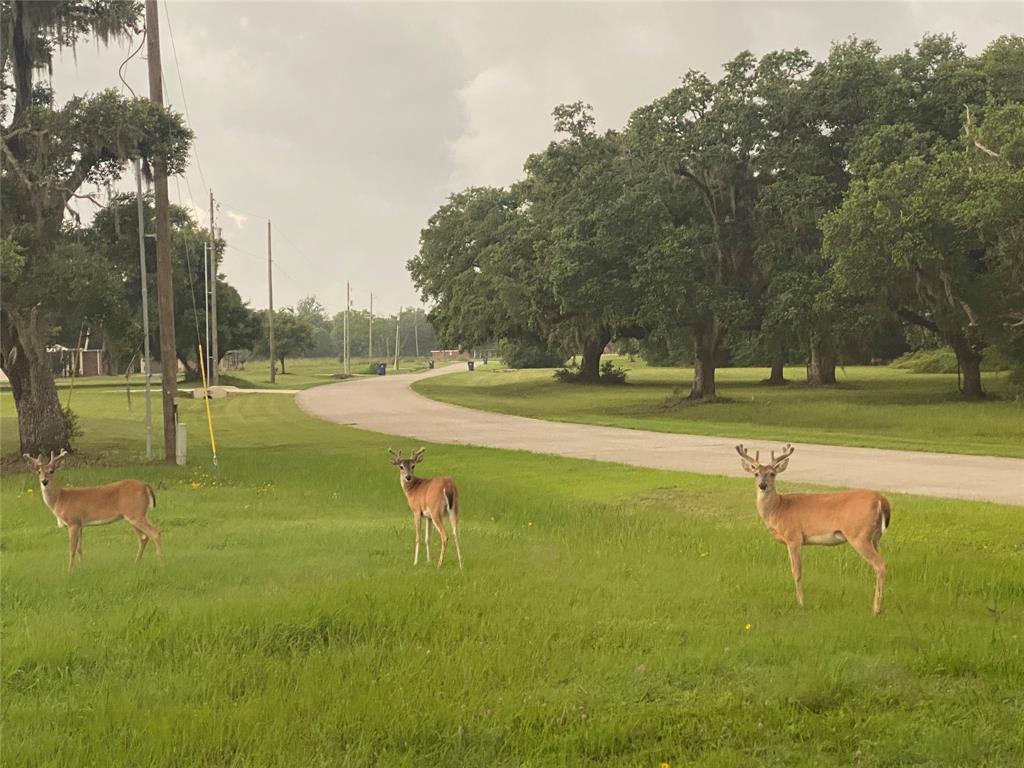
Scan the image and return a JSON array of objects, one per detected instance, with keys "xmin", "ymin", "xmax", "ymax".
[{"xmin": 134, "ymin": 159, "xmax": 153, "ymax": 461}]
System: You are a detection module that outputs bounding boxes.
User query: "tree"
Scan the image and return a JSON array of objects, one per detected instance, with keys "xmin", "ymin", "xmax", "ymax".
[
  {"xmin": 1, "ymin": 1, "xmax": 191, "ymax": 454},
  {"xmin": 85, "ymin": 195, "xmax": 259, "ymax": 379},
  {"xmin": 628, "ymin": 52, "xmax": 811, "ymax": 397},
  {"xmin": 519, "ymin": 103, "xmax": 652, "ymax": 381},
  {"xmin": 255, "ymin": 308, "xmax": 314, "ymax": 374},
  {"xmin": 410, "ymin": 186, "xmax": 529, "ymax": 352},
  {"xmin": 822, "ymin": 37, "xmax": 1024, "ymax": 400}
]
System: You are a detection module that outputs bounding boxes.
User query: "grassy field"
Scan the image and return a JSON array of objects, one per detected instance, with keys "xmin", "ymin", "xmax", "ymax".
[
  {"xmin": 2, "ymin": 384, "xmax": 1022, "ymax": 767},
  {"xmin": 413, "ymin": 362, "xmax": 1024, "ymax": 458},
  {"xmin": 223, "ymin": 356, "xmax": 432, "ymax": 390}
]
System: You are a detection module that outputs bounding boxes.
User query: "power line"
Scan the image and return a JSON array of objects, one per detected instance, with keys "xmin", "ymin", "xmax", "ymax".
[{"xmin": 162, "ymin": 1, "xmax": 209, "ymax": 193}]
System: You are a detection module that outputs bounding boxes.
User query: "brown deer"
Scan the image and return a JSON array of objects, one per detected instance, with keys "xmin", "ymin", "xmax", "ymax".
[
  {"xmin": 23, "ymin": 450, "xmax": 164, "ymax": 570},
  {"xmin": 735, "ymin": 444, "xmax": 891, "ymax": 614},
  {"xmin": 388, "ymin": 448, "xmax": 462, "ymax": 569}
]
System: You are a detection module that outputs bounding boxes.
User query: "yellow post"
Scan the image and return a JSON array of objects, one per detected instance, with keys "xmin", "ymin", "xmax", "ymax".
[{"xmin": 197, "ymin": 343, "xmax": 219, "ymax": 466}]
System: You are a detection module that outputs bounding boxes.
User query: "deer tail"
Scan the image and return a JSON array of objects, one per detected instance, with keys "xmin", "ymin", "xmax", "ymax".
[
  {"xmin": 879, "ymin": 496, "xmax": 891, "ymax": 533},
  {"xmin": 147, "ymin": 484, "xmax": 157, "ymax": 510}
]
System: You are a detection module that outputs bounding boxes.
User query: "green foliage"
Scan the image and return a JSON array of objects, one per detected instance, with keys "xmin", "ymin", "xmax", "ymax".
[
  {"xmin": 60, "ymin": 404, "xmax": 81, "ymax": 440},
  {"xmin": 553, "ymin": 359, "xmax": 628, "ymax": 385},
  {"xmin": 891, "ymin": 348, "xmax": 1010, "ymax": 374},
  {"xmin": 497, "ymin": 337, "xmax": 564, "ymax": 369}
]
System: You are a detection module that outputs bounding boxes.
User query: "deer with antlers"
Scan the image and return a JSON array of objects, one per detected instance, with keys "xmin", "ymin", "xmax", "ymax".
[
  {"xmin": 735, "ymin": 444, "xmax": 891, "ymax": 614},
  {"xmin": 23, "ymin": 450, "xmax": 164, "ymax": 570},
  {"xmin": 388, "ymin": 448, "xmax": 463, "ymax": 569}
]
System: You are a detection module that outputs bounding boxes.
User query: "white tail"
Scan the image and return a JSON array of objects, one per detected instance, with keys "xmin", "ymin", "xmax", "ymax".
[
  {"xmin": 389, "ymin": 448, "xmax": 462, "ymax": 569},
  {"xmin": 23, "ymin": 451, "xmax": 164, "ymax": 570},
  {"xmin": 735, "ymin": 444, "xmax": 891, "ymax": 614}
]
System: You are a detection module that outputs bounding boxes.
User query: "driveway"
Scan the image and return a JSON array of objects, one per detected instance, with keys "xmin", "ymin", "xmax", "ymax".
[{"xmin": 296, "ymin": 365, "xmax": 1024, "ymax": 506}]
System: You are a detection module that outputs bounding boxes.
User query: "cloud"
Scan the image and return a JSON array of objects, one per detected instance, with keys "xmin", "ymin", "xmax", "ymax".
[{"xmin": 223, "ymin": 211, "xmax": 249, "ymax": 231}]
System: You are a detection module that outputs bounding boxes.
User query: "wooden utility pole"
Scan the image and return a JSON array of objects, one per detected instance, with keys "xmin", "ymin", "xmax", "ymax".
[
  {"xmin": 368, "ymin": 293, "xmax": 373, "ymax": 360},
  {"xmin": 267, "ymin": 220, "xmax": 276, "ymax": 383},
  {"xmin": 394, "ymin": 307, "xmax": 401, "ymax": 370},
  {"xmin": 414, "ymin": 311, "xmax": 419, "ymax": 357},
  {"xmin": 209, "ymin": 190, "xmax": 219, "ymax": 384},
  {"xmin": 343, "ymin": 281, "xmax": 350, "ymax": 374},
  {"xmin": 145, "ymin": 0, "xmax": 177, "ymax": 463}
]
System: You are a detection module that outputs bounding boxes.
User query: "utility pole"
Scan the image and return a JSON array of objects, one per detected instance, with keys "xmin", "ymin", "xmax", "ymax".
[
  {"xmin": 134, "ymin": 159, "xmax": 153, "ymax": 460},
  {"xmin": 145, "ymin": 0, "xmax": 178, "ymax": 463},
  {"xmin": 343, "ymin": 281, "xmax": 350, "ymax": 374},
  {"xmin": 414, "ymin": 310, "xmax": 419, "ymax": 357},
  {"xmin": 394, "ymin": 306, "xmax": 401, "ymax": 371},
  {"xmin": 203, "ymin": 242, "xmax": 211, "ymax": 376},
  {"xmin": 368, "ymin": 293, "xmax": 373, "ymax": 361},
  {"xmin": 208, "ymin": 190, "xmax": 219, "ymax": 384},
  {"xmin": 267, "ymin": 219, "xmax": 276, "ymax": 383}
]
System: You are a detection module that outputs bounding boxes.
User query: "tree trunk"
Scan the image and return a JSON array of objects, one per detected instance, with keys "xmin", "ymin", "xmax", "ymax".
[
  {"xmin": 767, "ymin": 358, "xmax": 786, "ymax": 386},
  {"xmin": 0, "ymin": 308, "xmax": 70, "ymax": 456},
  {"xmin": 578, "ymin": 331, "xmax": 610, "ymax": 383},
  {"xmin": 807, "ymin": 340, "xmax": 837, "ymax": 386},
  {"xmin": 689, "ymin": 325, "xmax": 719, "ymax": 399},
  {"xmin": 951, "ymin": 337, "xmax": 985, "ymax": 400}
]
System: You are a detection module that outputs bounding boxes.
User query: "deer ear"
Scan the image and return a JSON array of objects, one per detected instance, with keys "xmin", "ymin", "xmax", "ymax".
[
  {"xmin": 739, "ymin": 459, "xmax": 757, "ymax": 474},
  {"xmin": 412, "ymin": 448, "xmax": 426, "ymax": 464},
  {"xmin": 22, "ymin": 453, "xmax": 37, "ymax": 467},
  {"xmin": 774, "ymin": 457, "xmax": 790, "ymax": 474}
]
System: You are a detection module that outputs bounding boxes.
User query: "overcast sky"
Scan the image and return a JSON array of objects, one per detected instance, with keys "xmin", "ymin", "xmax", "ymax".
[{"xmin": 51, "ymin": 1, "xmax": 1023, "ymax": 316}]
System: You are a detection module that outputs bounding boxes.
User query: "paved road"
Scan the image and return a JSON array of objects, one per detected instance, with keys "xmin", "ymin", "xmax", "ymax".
[{"xmin": 296, "ymin": 365, "xmax": 1024, "ymax": 506}]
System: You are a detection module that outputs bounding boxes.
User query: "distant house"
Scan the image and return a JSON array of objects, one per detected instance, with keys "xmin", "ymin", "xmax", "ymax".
[{"xmin": 47, "ymin": 345, "xmax": 105, "ymax": 377}]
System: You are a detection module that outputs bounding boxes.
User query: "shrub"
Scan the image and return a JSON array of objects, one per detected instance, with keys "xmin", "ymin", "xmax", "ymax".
[{"xmin": 498, "ymin": 338, "xmax": 565, "ymax": 369}]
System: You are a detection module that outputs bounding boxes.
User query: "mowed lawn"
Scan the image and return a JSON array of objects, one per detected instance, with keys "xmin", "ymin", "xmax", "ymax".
[
  {"xmin": 1, "ymin": 385, "xmax": 1022, "ymax": 767},
  {"xmin": 413, "ymin": 363, "xmax": 1024, "ymax": 458}
]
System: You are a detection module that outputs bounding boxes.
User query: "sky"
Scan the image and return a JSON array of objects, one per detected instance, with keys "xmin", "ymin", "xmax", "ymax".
[{"xmin": 51, "ymin": 1, "xmax": 1023, "ymax": 317}]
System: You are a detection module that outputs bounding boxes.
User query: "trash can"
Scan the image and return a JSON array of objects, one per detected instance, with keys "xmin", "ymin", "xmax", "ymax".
[
  {"xmin": 467, "ymin": 361, "xmax": 475, "ymax": 371},
  {"xmin": 377, "ymin": 362, "xmax": 386, "ymax": 376}
]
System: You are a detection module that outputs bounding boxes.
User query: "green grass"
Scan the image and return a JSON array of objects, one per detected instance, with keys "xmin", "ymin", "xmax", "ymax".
[
  {"xmin": 413, "ymin": 362, "xmax": 1024, "ymax": 458},
  {"xmin": 2, "ymin": 385, "xmax": 1022, "ymax": 767},
  {"xmin": 224, "ymin": 356, "xmax": 432, "ymax": 390}
]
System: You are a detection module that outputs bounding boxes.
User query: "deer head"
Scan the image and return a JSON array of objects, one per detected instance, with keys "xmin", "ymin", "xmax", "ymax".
[
  {"xmin": 388, "ymin": 447, "xmax": 426, "ymax": 484},
  {"xmin": 23, "ymin": 449, "xmax": 69, "ymax": 487},
  {"xmin": 735, "ymin": 443, "xmax": 795, "ymax": 493}
]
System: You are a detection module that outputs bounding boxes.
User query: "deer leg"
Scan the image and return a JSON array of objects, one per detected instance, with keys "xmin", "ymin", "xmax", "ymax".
[
  {"xmin": 786, "ymin": 543, "xmax": 804, "ymax": 607},
  {"xmin": 67, "ymin": 525, "xmax": 81, "ymax": 571},
  {"xmin": 131, "ymin": 524, "xmax": 149, "ymax": 563},
  {"xmin": 76, "ymin": 528, "xmax": 84, "ymax": 564},
  {"xmin": 430, "ymin": 514, "xmax": 448, "ymax": 568},
  {"xmin": 413, "ymin": 511, "xmax": 422, "ymax": 565},
  {"xmin": 134, "ymin": 519, "xmax": 164, "ymax": 562},
  {"xmin": 423, "ymin": 514, "xmax": 431, "ymax": 564},
  {"xmin": 849, "ymin": 537, "xmax": 887, "ymax": 615},
  {"xmin": 450, "ymin": 515, "xmax": 463, "ymax": 570}
]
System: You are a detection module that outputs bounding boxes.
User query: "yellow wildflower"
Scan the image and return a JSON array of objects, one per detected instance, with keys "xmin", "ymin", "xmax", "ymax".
[{"xmin": 744, "ymin": 623, "xmax": 752, "ymax": 631}]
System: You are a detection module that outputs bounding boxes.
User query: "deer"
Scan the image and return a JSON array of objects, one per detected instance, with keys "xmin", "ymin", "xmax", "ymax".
[
  {"xmin": 388, "ymin": 448, "xmax": 463, "ymax": 569},
  {"xmin": 735, "ymin": 443, "xmax": 891, "ymax": 614},
  {"xmin": 23, "ymin": 450, "xmax": 164, "ymax": 570}
]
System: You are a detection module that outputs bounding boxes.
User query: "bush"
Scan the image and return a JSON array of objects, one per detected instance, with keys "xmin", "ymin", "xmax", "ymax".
[
  {"xmin": 553, "ymin": 359, "xmax": 628, "ymax": 385},
  {"xmin": 62, "ymin": 405, "xmax": 82, "ymax": 440},
  {"xmin": 891, "ymin": 348, "xmax": 1009, "ymax": 374},
  {"xmin": 498, "ymin": 338, "xmax": 565, "ymax": 369}
]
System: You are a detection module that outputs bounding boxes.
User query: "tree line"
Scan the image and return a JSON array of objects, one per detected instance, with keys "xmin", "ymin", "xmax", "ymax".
[{"xmin": 409, "ymin": 35, "xmax": 1024, "ymax": 400}]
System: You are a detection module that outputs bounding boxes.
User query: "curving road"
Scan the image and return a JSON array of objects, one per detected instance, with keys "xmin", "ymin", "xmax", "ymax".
[{"xmin": 297, "ymin": 365, "xmax": 1024, "ymax": 506}]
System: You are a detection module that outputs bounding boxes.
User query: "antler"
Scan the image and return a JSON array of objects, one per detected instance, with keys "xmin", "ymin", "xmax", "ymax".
[
  {"xmin": 735, "ymin": 444, "xmax": 760, "ymax": 465},
  {"xmin": 411, "ymin": 447, "xmax": 426, "ymax": 464},
  {"xmin": 770, "ymin": 444, "xmax": 795, "ymax": 466},
  {"xmin": 50, "ymin": 449, "xmax": 70, "ymax": 466},
  {"xmin": 387, "ymin": 447, "xmax": 402, "ymax": 465},
  {"xmin": 22, "ymin": 453, "xmax": 41, "ymax": 468}
]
